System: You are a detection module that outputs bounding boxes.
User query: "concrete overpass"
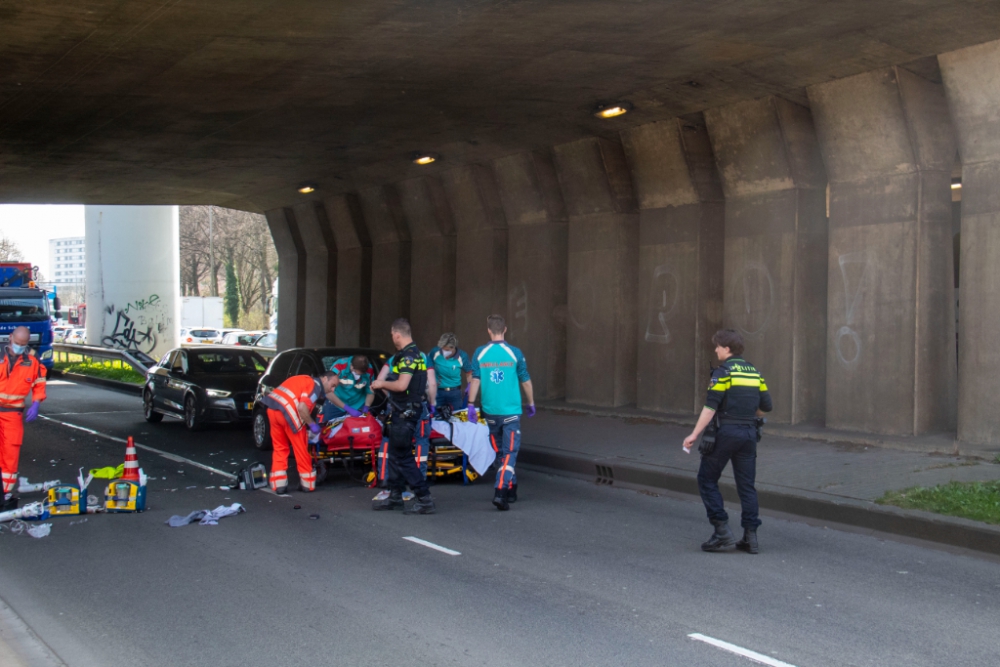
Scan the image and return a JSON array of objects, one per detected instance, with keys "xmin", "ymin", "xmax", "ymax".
[{"xmin": 4, "ymin": 2, "xmax": 1000, "ymax": 444}]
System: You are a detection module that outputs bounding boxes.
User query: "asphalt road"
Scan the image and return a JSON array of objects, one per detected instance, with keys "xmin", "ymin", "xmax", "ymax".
[{"xmin": 1, "ymin": 379, "xmax": 998, "ymax": 667}]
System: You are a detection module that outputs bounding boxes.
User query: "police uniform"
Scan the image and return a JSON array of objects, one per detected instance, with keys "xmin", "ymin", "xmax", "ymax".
[
  {"xmin": 377, "ymin": 343, "xmax": 432, "ymax": 508},
  {"xmin": 697, "ymin": 356, "xmax": 772, "ymax": 536},
  {"xmin": 470, "ymin": 341, "xmax": 530, "ymax": 508},
  {"xmin": 429, "ymin": 346, "xmax": 471, "ymax": 411}
]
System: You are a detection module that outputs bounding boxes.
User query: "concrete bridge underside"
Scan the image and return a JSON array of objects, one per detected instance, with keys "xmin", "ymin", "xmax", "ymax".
[{"xmin": 5, "ymin": 3, "xmax": 1000, "ymax": 443}]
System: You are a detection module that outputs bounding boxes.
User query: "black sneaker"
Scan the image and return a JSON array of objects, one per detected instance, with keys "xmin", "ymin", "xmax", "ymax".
[
  {"xmin": 492, "ymin": 489, "xmax": 510, "ymax": 512},
  {"xmin": 507, "ymin": 483, "xmax": 517, "ymax": 503},
  {"xmin": 2, "ymin": 494, "xmax": 19, "ymax": 510},
  {"xmin": 701, "ymin": 521, "xmax": 735, "ymax": 552},
  {"xmin": 404, "ymin": 495, "xmax": 436, "ymax": 515},
  {"xmin": 373, "ymin": 490, "xmax": 404, "ymax": 511}
]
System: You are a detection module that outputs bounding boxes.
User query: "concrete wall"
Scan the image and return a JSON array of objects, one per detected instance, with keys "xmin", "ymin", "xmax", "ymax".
[
  {"xmin": 493, "ymin": 151, "xmax": 568, "ymax": 401},
  {"xmin": 264, "ymin": 207, "xmax": 306, "ymax": 350},
  {"xmin": 323, "ymin": 194, "xmax": 371, "ymax": 347},
  {"xmin": 553, "ymin": 137, "xmax": 639, "ymax": 407},
  {"xmin": 705, "ymin": 97, "xmax": 828, "ymax": 425},
  {"xmin": 397, "ymin": 177, "xmax": 456, "ymax": 351},
  {"xmin": 621, "ymin": 117, "xmax": 725, "ymax": 414},
  {"xmin": 441, "ymin": 165, "xmax": 508, "ymax": 356},
  {"xmin": 357, "ymin": 186, "xmax": 410, "ymax": 351},
  {"xmin": 809, "ymin": 67, "xmax": 958, "ymax": 435},
  {"xmin": 84, "ymin": 206, "xmax": 180, "ymax": 359},
  {"xmin": 290, "ymin": 202, "xmax": 337, "ymax": 347},
  {"xmin": 940, "ymin": 39, "xmax": 1000, "ymax": 445}
]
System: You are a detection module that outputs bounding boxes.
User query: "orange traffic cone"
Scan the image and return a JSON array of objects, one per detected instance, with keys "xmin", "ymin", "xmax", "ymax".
[{"xmin": 121, "ymin": 436, "xmax": 141, "ymax": 482}]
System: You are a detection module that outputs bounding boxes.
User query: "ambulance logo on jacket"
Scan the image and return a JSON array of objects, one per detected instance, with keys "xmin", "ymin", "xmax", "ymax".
[{"xmin": 490, "ymin": 369, "xmax": 505, "ymax": 384}]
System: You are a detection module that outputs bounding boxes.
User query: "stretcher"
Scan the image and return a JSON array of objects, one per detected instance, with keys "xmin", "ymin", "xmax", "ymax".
[{"xmin": 313, "ymin": 414, "xmax": 383, "ymax": 486}]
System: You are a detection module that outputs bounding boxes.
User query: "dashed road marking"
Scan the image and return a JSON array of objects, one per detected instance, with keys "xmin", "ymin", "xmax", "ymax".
[
  {"xmin": 403, "ymin": 536, "xmax": 461, "ymax": 556},
  {"xmin": 688, "ymin": 633, "xmax": 798, "ymax": 667}
]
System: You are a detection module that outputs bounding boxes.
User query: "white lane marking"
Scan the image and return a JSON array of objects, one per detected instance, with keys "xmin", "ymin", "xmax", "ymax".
[
  {"xmin": 688, "ymin": 634, "xmax": 798, "ymax": 667},
  {"xmin": 47, "ymin": 410, "xmax": 135, "ymax": 416},
  {"xmin": 403, "ymin": 536, "xmax": 461, "ymax": 556},
  {"xmin": 47, "ymin": 379, "xmax": 77, "ymax": 386},
  {"xmin": 39, "ymin": 415, "xmax": 237, "ymax": 481}
]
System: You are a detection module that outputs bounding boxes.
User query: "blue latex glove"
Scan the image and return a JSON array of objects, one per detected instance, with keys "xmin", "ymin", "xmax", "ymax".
[
  {"xmin": 344, "ymin": 406, "xmax": 362, "ymax": 418},
  {"xmin": 24, "ymin": 402, "xmax": 39, "ymax": 423},
  {"xmin": 427, "ymin": 404, "xmax": 435, "ymax": 418},
  {"xmin": 526, "ymin": 404, "xmax": 536, "ymax": 418},
  {"xmin": 466, "ymin": 404, "xmax": 477, "ymax": 424},
  {"xmin": 308, "ymin": 422, "xmax": 321, "ymax": 434},
  {"xmin": 463, "ymin": 385, "xmax": 470, "ymax": 400},
  {"xmin": 360, "ymin": 405, "xmax": 369, "ymax": 414}
]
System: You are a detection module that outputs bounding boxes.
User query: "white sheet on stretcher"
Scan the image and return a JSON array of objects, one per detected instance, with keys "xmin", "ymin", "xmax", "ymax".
[{"xmin": 430, "ymin": 419, "xmax": 495, "ymax": 475}]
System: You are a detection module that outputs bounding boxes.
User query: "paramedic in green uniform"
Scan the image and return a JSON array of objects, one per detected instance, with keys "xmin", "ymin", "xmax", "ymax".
[
  {"xmin": 321, "ymin": 355, "xmax": 374, "ymax": 421},
  {"xmin": 428, "ymin": 332, "xmax": 472, "ymax": 411},
  {"xmin": 467, "ymin": 314, "xmax": 535, "ymax": 512}
]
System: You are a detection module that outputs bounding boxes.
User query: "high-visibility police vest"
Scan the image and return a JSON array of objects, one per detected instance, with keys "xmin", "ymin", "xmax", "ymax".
[
  {"xmin": 0, "ymin": 349, "xmax": 46, "ymax": 411},
  {"xmin": 261, "ymin": 375, "xmax": 324, "ymax": 433}
]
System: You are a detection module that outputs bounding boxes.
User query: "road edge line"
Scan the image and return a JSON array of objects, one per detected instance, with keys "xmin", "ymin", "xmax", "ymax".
[{"xmin": 688, "ymin": 633, "xmax": 797, "ymax": 667}]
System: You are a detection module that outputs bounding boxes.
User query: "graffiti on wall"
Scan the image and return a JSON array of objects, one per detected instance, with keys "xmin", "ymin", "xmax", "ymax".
[
  {"xmin": 834, "ymin": 250, "xmax": 875, "ymax": 368},
  {"xmin": 728, "ymin": 262, "xmax": 774, "ymax": 338},
  {"xmin": 102, "ymin": 293, "xmax": 171, "ymax": 355},
  {"xmin": 644, "ymin": 264, "xmax": 679, "ymax": 344},
  {"xmin": 509, "ymin": 282, "xmax": 528, "ymax": 333}
]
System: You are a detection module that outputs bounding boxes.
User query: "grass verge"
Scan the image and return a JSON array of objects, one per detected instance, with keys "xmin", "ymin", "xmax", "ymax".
[
  {"xmin": 877, "ymin": 480, "xmax": 1000, "ymax": 525},
  {"xmin": 54, "ymin": 360, "xmax": 145, "ymax": 385}
]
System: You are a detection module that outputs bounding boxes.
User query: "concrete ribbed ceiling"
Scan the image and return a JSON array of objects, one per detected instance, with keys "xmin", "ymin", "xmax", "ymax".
[{"xmin": 0, "ymin": 0, "xmax": 997, "ymax": 211}]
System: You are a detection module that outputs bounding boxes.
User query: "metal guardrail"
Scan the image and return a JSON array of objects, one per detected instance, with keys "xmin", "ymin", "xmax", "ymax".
[{"xmin": 52, "ymin": 343, "xmax": 155, "ymax": 374}]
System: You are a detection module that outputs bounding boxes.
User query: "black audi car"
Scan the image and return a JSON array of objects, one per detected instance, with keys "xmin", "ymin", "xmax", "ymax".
[
  {"xmin": 252, "ymin": 347, "xmax": 388, "ymax": 450},
  {"xmin": 144, "ymin": 346, "xmax": 269, "ymax": 431}
]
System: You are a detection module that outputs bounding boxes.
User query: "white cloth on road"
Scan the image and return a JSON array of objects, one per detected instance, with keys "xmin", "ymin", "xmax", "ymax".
[
  {"xmin": 430, "ymin": 419, "xmax": 495, "ymax": 474},
  {"xmin": 166, "ymin": 503, "xmax": 245, "ymax": 527}
]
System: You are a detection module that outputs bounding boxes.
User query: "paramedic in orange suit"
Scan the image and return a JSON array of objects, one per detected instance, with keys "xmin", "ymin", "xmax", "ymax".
[
  {"xmin": 262, "ymin": 372, "xmax": 338, "ymax": 494},
  {"xmin": 0, "ymin": 327, "xmax": 47, "ymax": 508}
]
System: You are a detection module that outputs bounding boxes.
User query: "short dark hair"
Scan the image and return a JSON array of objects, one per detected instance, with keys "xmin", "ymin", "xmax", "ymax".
[
  {"xmin": 487, "ymin": 315, "xmax": 506, "ymax": 335},
  {"xmin": 391, "ymin": 318, "xmax": 411, "ymax": 336},
  {"xmin": 711, "ymin": 329, "xmax": 744, "ymax": 356},
  {"xmin": 320, "ymin": 371, "xmax": 338, "ymax": 380},
  {"xmin": 351, "ymin": 355, "xmax": 368, "ymax": 371}
]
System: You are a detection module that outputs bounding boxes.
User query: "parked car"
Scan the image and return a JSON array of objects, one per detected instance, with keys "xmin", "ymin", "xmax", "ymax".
[
  {"xmin": 218, "ymin": 328, "xmax": 244, "ymax": 342},
  {"xmin": 143, "ymin": 346, "xmax": 269, "ymax": 431},
  {"xmin": 251, "ymin": 347, "xmax": 388, "ymax": 450},
  {"xmin": 180, "ymin": 328, "xmax": 221, "ymax": 344},
  {"xmin": 252, "ymin": 331, "xmax": 277, "ymax": 349},
  {"xmin": 221, "ymin": 330, "xmax": 265, "ymax": 346},
  {"xmin": 65, "ymin": 328, "xmax": 86, "ymax": 344},
  {"xmin": 52, "ymin": 326, "xmax": 71, "ymax": 343}
]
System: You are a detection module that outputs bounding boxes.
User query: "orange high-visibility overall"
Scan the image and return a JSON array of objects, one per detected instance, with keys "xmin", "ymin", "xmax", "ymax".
[
  {"xmin": 0, "ymin": 350, "xmax": 47, "ymax": 495},
  {"xmin": 262, "ymin": 375, "xmax": 322, "ymax": 492}
]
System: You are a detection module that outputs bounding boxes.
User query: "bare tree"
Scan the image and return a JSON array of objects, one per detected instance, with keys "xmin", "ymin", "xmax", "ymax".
[{"xmin": 0, "ymin": 235, "xmax": 23, "ymax": 262}]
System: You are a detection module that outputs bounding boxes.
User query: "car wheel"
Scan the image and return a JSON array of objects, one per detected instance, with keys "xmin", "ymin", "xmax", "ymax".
[
  {"xmin": 253, "ymin": 409, "xmax": 272, "ymax": 450},
  {"xmin": 143, "ymin": 390, "xmax": 163, "ymax": 424},
  {"xmin": 184, "ymin": 394, "xmax": 204, "ymax": 432}
]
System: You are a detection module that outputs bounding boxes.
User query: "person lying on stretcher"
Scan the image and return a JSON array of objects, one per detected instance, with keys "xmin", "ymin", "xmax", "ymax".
[{"xmin": 320, "ymin": 355, "xmax": 375, "ymax": 422}]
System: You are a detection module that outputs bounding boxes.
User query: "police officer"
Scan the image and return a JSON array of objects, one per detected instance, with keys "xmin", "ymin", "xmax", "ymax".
[
  {"xmin": 683, "ymin": 329, "xmax": 772, "ymax": 553},
  {"xmin": 370, "ymin": 319, "xmax": 435, "ymax": 514},
  {"xmin": 467, "ymin": 315, "xmax": 534, "ymax": 512},
  {"xmin": 373, "ymin": 345, "xmax": 436, "ymax": 482},
  {"xmin": 428, "ymin": 333, "xmax": 472, "ymax": 412}
]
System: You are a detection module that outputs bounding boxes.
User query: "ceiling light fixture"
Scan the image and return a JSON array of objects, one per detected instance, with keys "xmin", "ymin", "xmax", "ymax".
[
  {"xmin": 412, "ymin": 152, "xmax": 439, "ymax": 165},
  {"xmin": 298, "ymin": 183, "xmax": 317, "ymax": 194},
  {"xmin": 594, "ymin": 102, "xmax": 633, "ymax": 119}
]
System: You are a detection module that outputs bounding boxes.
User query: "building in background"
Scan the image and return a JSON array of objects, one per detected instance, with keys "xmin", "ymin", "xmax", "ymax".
[{"xmin": 49, "ymin": 236, "xmax": 86, "ymax": 286}]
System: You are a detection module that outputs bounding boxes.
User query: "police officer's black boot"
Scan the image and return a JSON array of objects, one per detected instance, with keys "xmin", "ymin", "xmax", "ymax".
[
  {"xmin": 735, "ymin": 528, "xmax": 759, "ymax": 554},
  {"xmin": 700, "ymin": 520, "xmax": 735, "ymax": 552},
  {"xmin": 2, "ymin": 493, "xmax": 18, "ymax": 510},
  {"xmin": 492, "ymin": 488, "xmax": 510, "ymax": 511},
  {"xmin": 404, "ymin": 494, "xmax": 436, "ymax": 515},
  {"xmin": 372, "ymin": 489, "xmax": 404, "ymax": 511},
  {"xmin": 507, "ymin": 483, "xmax": 517, "ymax": 503}
]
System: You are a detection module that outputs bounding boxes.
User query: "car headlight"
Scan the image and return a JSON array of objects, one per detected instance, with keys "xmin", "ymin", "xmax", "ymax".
[
  {"xmin": 40, "ymin": 349, "xmax": 53, "ymax": 360},
  {"xmin": 206, "ymin": 389, "xmax": 231, "ymax": 398}
]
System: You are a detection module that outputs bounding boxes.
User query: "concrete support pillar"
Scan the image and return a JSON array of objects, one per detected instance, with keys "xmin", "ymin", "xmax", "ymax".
[
  {"xmin": 621, "ymin": 118, "xmax": 725, "ymax": 414},
  {"xmin": 357, "ymin": 186, "xmax": 410, "ymax": 350},
  {"xmin": 705, "ymin": 97, "xmax": 828, "ymax": 425},
  {"xmin": 553, "ymin": 137, "xmax": 639, "ymax": 408},
  {"xmin": 940, "ymin": 39, "xmax": 1000, "ymax": 444},
  {"xmin": 264, "ymin": 207, "xmax": 306, "ymax": 350},
  {"xmin": 397, "ymin": 177, "xmax": 456, "ymax": 351},
  {"xmin": 323, "ymin": 194, "xmax": 372, "ymax": 347},
  {"xmin": 493, "ymin": 151, "xmax": 568, "ymax": 401},
  {"xmin": 809, "ymin": 67, "xmax": 958, "ymax": 435},
  {"xmin": 441, "ymin": 165, "xmax": 508, "ymax": 355},
  {"xmin": 290, "ymin": 201, "xmax": 337, "ymax": 347}
]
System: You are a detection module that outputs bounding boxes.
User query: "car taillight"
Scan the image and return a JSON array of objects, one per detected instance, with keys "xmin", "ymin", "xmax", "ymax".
[{"xmin": 186, "ymin": 337, "xmax": 193, "ymax": 342}]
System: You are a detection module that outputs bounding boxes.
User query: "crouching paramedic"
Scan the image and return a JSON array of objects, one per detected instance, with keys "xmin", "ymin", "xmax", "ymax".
[
  {"xmin": 0, "ymin": 327, "xmax": 46, "ymax": 508},
  {"xmin": 263, "ymin": 372, "xmax": 339, "ymax": 494},
  {"xmin": 321, "ymin": 355, "xmax": 375, "ymax": 422},
  {"xmin": 467, "ymin": 315, "xmax": 534, "ymax": 512},
  {"xmin": 370, "ymin": 319, "xmax": 435, "ymax": 514}
]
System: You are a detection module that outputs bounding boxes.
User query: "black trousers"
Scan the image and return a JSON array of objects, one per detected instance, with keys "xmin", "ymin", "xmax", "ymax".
[
  {"xmin": 386, "ymin": 412, "xmax": 430, "ymax": 497},
  {"xmin": 696, "ymin": 425, "xmax": 761, "ymax": 529}
]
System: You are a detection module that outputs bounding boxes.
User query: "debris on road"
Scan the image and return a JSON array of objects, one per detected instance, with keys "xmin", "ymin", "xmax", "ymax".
[
  {"xmin": 89, "ymin": 464, "xmax": 124, "ymax": 479},
  {"xmin": 18, "ymin": 477, "xmax": 61, "ymax": 493},
  {"xmin": 26, "ymin": 523, "xmax": 51, "ymax": 538},
  {"xmin": 166, "ymin": 503, "xmax": 246, "ymax": 527}
]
